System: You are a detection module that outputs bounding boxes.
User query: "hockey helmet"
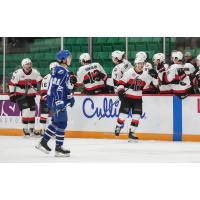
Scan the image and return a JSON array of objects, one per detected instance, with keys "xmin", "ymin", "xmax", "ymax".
[
  {"xmin": 171, "ymin": 51, "xmax": 183, "ymax": 62},
  {"xmin": 79, "ymin": 53, "xmax": 91, "ymax": 63},
  {"xmin": 56, "ymin": 50, "xmax": 71, "ymax": 62},
  {"xmin": 49, "ymin": 62, "xmax": 59, "ymax": 70},
  {"xmin": 111, "ymin": 50, "xmax": 125, "ymax": 61},
  {"xmin": 21, "ymin": 58, "xmax": 32, "ymax": 66},
  {"xmin": 136, "ymin": 51, "xmax": 147, "ymax": 61},
  {"xmin": 153, "ymin": 53, "xmax": 165, "ymax": 63}
]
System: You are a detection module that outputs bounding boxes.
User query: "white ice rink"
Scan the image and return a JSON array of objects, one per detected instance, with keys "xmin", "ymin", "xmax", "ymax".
[{"xmin": 1, "ymin": 136, "xmax": 200, "ymax": 162}]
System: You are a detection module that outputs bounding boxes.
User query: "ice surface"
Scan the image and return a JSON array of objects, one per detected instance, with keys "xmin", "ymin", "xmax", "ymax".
[{"xmin": 0, "ymin": 136, "xmax": 200, "ymax": 162}]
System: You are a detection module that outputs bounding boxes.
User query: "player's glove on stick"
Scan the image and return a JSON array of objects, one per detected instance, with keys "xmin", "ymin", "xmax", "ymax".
[{"xmin": 70, "ymin": 75, "xmax": 77, "ymax": 85}]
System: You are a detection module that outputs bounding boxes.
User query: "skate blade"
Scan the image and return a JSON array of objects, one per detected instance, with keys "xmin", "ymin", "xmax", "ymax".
[
  {"xmin": 30, "ymin": 134, "xmax": 42, "ymax": 138},
  {"xmin": 35, "ymin": 145, "xmax": 51, "ymax": 154},
  {"xmin": 128, "ymin": 139, "xmax": 138, "ymax": 143},
  {"xmin": 23, "ymin": 135, "xmax": 30, "ymax": 138},
  {"xmin": 54, "ymin": 152, "xmax": 70, "ymax": 157}
]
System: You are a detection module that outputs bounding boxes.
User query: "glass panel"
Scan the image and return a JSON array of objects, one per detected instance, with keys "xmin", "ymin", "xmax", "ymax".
[
  {"xmin": 64, "ymin": 37, "xmax": 89, "ymax": 74},
  {"xmin": 92, "ymin": 37, "xmax": 126, "ymax": 76},
  {"xmin": 166, "ymin": 37, "xmax": 200, "ymax": 65},
  {"xmin": 128, "ymin": 37, "xmax": 163, "ymax": 65},
  {"xmin": 5, "ymin": 37, "xmax": 61, "ymax": 93}
]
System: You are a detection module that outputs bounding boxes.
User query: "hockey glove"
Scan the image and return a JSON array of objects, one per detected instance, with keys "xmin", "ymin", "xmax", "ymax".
[
  {"xmin": 9, "ymin": 92, "xmax": 16, "ymax": 103},
  {"xmin": 94, "ymin": 70, "xmax": 107, "ymax": 81},
  {"xmin": 70, "ymin": 75, "xmax": 77, "ymax": 85},
  {"xmin": 148, "ymin": 69, "xmax": 158, "ymax": 79},
  {"xmin": 177, "ymin": 68, "xmax": 186, "ymax": 80},
  {"xmin": 118, "ymin": 89, "xmax": 125, "ymax": 101},
  {"xmin": 40, "ymin": 94, "xmax": 47, "ymax": 101},
  {"xmin": 55, "ymin": 100, "xmax": 65, "ymax": 112},
  {"xmin": 157, "ymin": 63, "xmax": 165, "ymax": 72},
  {"xmin": 67, "ymin": 95, "xmax": 75, "ymax": 107}
]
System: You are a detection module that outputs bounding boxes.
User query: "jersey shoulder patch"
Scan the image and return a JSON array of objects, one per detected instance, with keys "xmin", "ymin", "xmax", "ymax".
[{"xmin": 57, "ymin": 69, "xmax": 65, "ymax": 75}]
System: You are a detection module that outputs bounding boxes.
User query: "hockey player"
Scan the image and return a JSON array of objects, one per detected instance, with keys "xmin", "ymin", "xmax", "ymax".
[
  {"xmin": 36, "ymin": 50, "xmax": 75, "ymax": 157},
  {"xmin": 184, "ymin": 51, "xmax": 197, "ymax": 67},
  {"xmin": 183, "ymin": 52, "xmax": 197, "ymax": 93},
  {"xmin": 152, "ymin": 53, "xmax": 172, "ymax": 93},
  {"xmin": 165, "ymin": 51, "xmax": 191, "ymax": 99},
  {"xmin": 36, "ymin": 62, "xmax": 59, "ymax": 135},
  {"xmin": 192, "ymin": 54, "xmax": 200, "ymax": 93},
  {"xmin": 136, "ymin": 51, "xmax": 152, "ymax": 72},
  {"xmin": 76, "ymin": 53, "xmax": 108, "ymax": 94},
  {"xmin": 9, "ymin": 58, "xmax": 42, "ymax": 137},
  {"xmin": 136, "ymin": 51, "xmax": 158, "ymax": 93},
  {"xmin": 106, "ymin": 50, "xmax": 132, "ymax": 91},
  {"xmin": 114, "ymin": 56, "xmax": 155, "ymax": 142}
]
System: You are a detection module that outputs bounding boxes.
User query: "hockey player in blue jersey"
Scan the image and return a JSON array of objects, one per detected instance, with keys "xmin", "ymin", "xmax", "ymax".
[{"xmin": 36, "ymin": 50, "xmax": 75, "ymax": 157}]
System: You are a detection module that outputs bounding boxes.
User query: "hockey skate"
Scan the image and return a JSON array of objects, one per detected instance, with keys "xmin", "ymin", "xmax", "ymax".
[
  {"xmin": 55, "ymin": 145, "xmax": 70, "ymax": 157},
  {"xmin": 23, "ymin": 128, "xmax": 30, "ymax": 137},
  {"xmin": 128, "ymin": 129, "xmax": 138, "ymax": 143},
  {"xmin": 30, "ymin": 128, "xmax": 42, "ymax": 137},
  {"xmin": 114, "ymin": 125, "xmax": 122, "ymax": 137},
  {"xmin": 35, "ymin": 138, "xmax": 51, "ymax": 154}
]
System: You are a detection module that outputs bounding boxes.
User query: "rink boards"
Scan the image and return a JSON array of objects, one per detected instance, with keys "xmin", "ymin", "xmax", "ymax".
[{"xmin": 0, "ymin": 94, "xmax": 200, "ymax": 141}]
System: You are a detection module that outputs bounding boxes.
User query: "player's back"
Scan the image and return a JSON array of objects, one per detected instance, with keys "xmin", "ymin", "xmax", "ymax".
[
  {"xmin": 47, "ymin": 65, "xmax": 70, "ymax": 108},
  {"xmin": 112, "ymin": 59, "xmax": 132, "ymax": 81},
  {"xmin": 77, "ymin": 62, "xmax": 107, "ymax": 91}
]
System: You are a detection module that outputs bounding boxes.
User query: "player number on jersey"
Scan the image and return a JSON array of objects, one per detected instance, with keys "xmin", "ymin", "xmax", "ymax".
[{"xmin": 52, "ymin": 78, "xmax": 61, "ymax": 85}]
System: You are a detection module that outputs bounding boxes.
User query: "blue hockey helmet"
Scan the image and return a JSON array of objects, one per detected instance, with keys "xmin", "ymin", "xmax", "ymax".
[{"xmin": 56, "ymin": 50, "xmax": 71, "ymax": 62}]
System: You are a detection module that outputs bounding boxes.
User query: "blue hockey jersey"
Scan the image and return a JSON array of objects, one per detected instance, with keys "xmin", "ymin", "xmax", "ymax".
[{"xmin": 47, "ymin": 65, "xmax": 71, "ymax": 108}]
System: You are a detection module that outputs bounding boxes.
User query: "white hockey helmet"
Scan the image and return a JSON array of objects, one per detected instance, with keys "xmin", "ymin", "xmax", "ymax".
[
  {"xmin": 49, "ymin": 62, "xmax": 59, "ymax": 70},
  {"xmin": 196, "ymin": 54, "xmax": 200, "ymax": 66},
  {"xmin": 135, "ymin": 57, "xmax": 145, "ymax": 64},
  {"xmin": 21, "ymin": 58, "xmax": 32, "ymax": 66},
  {"xmin": 153, "ymin": 53, "xmax": 165, "ymax": 63},
  {"xmin": 196, "ymin": 54, "xmax": 200, "ymax": 61},
  {"xmin": 111, "ymin": 50, "xmax": 125, "ymax": 61},
  {"xmin": 136, "ymin": 51, "xmax": 147, "ymax": 61},
  {"xmin": 79, "ymin": 53, "xmax": 91, "ymax": 63},
  {"xmin": 171, "ymin": 51, "xmax": 183, "ymax": 62}
]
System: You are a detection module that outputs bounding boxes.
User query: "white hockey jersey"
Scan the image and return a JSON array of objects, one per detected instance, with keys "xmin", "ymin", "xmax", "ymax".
[
  {"xmin": 142, "ymin": 62, "xmax": 158, "ymax": 92},
  {"xmin": 117, "ymin": 68, "xmax": 153, "ymax": 99},
  {"xmin": 9, "ymin": 68, "xmax": 42, "ymax": 96},
  {"xmin": 40, "ymin": 73, "xmax": 51, "ymax": 96},
  {"xmin": 77, "ymin": 62, "xmax": 107, "ymax": 91},
  {"xmin": 111, "ymin": 59, "xmax": 132, "ymax": 86},
  {"xmin": 183, "ymin": 63, "xmax": 196, "ymax": 76},
  {"xmin": 166, "ymin": 64, "xmax": 191, "ymax": 94},
  {"xmin": 157, "ymin": 64, "xmax": 172, "ymax": 93}
]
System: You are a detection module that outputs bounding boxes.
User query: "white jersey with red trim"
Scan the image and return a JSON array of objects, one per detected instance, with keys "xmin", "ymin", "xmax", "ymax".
[
  {"xmin": 157, "ymin": 64, "xmax": 172, "ymax": 93},
  {"xmin": 40, "ymin": 73, "xmax": 51, "ymax": 96},
  {"xmin": 184, "ymin": 63, "xmax": 196, "ymax": 75},
  {"xmin": 117, "ymin": 68, "xmax": 152, "ymax": 99},
  {"xmin": 166, "ymin": 64, "xmax": 191, "ymax": 94},
  {"xmin": 111, "ymin": 59, "xmax": 132, "ymax": 85},
  {"xmin": 9, "ymin": 68, "xmax": 42, "ymax": 96},
  {"xmin": 142, "ymin": 62, "xmax": 158, "ymax": 92},
  {"xmin": 77, "ymin": 62, "xmax": 107, "ymax": 91}
]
